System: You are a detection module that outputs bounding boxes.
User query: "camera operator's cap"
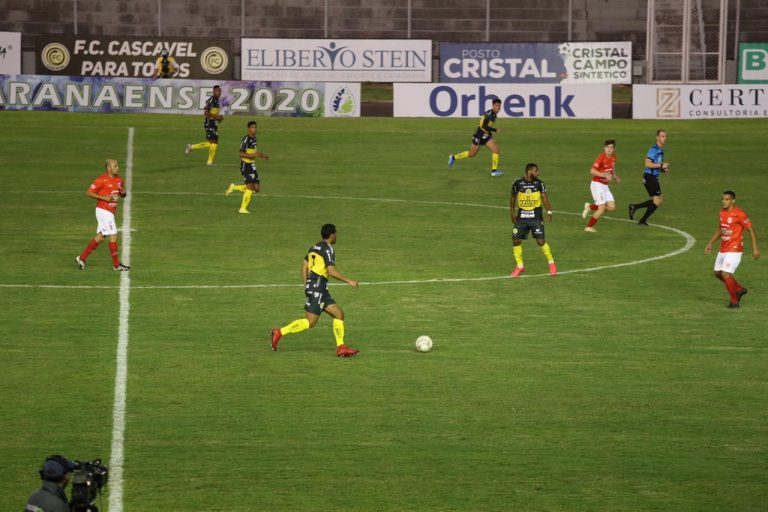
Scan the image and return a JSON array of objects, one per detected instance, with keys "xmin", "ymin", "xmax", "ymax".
[{"xmin": 42, "ymin": 455, "xmax": 76, "ymax": 481}]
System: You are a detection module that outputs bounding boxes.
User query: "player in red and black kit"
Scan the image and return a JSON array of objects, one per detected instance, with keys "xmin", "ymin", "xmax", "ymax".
[
  {"xmin": 704, "ymin": 191, "xmax": 760, "ymax": 308},
  {"xmin": 448, "ymin": 98, "xmax": 504, "ymax": 177},
  {"xmin": 581, "ymin": 139, "xmax": 620, "ymax": 232},
  {"xmin": 75, "ymin": 160, "xmax": 130, "ymax": 271}
]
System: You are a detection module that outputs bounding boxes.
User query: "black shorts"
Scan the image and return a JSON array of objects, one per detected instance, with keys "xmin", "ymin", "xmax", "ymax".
[
  {"xmin": 205, "ymin": 125, "xmax": 218, "ymax": 142},
  {"xmin": 513, "ymin": 218, "xmax": 545, "ymax": 240},
  {"xmin": 304, "ymin": 288, "xmax": 336, "ymax": 315},
  {"xmin": 472, "ymin": 130, "xmax": 492, "ymax": 146},
  {"xmin": 643, "ymin": 174, "xmax": 662, "ymax": 197},
  {"xmin": 240, "ymin": 162, "xmax": 260, "ymax": 184}
]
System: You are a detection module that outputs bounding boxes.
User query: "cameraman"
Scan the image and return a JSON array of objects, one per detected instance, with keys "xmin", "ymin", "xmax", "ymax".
[{"xmin": 25, "ymin": 455, "xmax": 75, "ymax": 512}]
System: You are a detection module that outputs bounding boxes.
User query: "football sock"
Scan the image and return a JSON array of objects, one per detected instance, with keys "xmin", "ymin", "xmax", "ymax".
[
  {"xmin": 513, "ymin": 245, "xmax": 524, "ymax": 268},
  {"xmin": 590, "ymin": 203, "xmax": 599, "ymax": 211},
  {"xmin": 233, "ymin": 185, "xmax": 247, "ymax": 193},
  {"xmin": 207, "ymin": 143, "xmax": 218, "ymax": 164},
  {"xmin": 108, "ymin": 242, "xmax": 120, "ymax": 267},
  {"xmin": 540, "ymin": 243, "xmax": 554, "ymax": 263},
  {"xmin": 722, "ymin": 276, "xmax": 740, "ymax": 303},
  {"xmin": 240, "ymin": 189, "xmax": 253, "ymax": 211},
  {"xmin": 332, "ymin": 319, "xmax": 345, "ymax": 347},
  {"xmin": 454, "ymin": 151, "xmax": 469, "ymax": 161},
  {"xmin": 587, "ymin": 216, "xmax": 599, "ymax": 228},
  {"xmin": 80, "ymin": 239, "xmax": 101, "ymax": 261},
  {"xmin": 633, "ymin": 199, "xmax": 653, "ymax": 210},
  {"xmin": 491, "ymin": 153, "xmax": 499, "ymax": 170},
  {"xmin": 190, "ymin": 142, "xmax": 210, "ymax": 150},
  {"xmin": 638, "ymin": 203, "xmax": 658, "ymax": 223},
  {"xmin": 280, "ymin": 318, "xmax": 310, "ymax": 336}
]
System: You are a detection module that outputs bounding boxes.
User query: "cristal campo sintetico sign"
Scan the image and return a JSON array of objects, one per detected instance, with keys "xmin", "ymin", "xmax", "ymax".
[{"xmin": 241, "ymin": 38, "xmax": 432, "ymax": 82}]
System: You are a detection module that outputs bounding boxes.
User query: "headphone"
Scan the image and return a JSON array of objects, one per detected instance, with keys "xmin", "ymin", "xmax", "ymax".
[{"xmin": 38, "ymin": 455, "xmax": 71, "ymax": 482}]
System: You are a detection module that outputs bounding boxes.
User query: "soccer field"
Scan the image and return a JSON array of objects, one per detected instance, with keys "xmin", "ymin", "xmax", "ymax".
[{"xmin": 1, "ymin": 111, "xmax": 766, "ymax": 511}]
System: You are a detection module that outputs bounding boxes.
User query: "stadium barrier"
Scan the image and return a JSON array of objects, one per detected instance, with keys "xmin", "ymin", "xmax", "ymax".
[
  {"xmin": 633, "ymin": 84, "xmax": 768, "ymax": 119},
  {"xmin": 241, "ymin": 38, "xmax": 432, "ymax": 82},
  {"xmin": 439, "ymin": 42, "xmax": 632, "ymax": 85},
  {"xmin": 0, "ymin": 75, "xmax": 360, "ymax": 117},
  {"xmin": 393, "ymin": 83, "xmax": 612, "ymax": 118}
]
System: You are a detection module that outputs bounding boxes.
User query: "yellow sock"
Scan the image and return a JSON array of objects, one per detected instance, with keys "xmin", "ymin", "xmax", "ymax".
[
  {"xmin": 207, "ymin": 143, "xmax": 218, "ymax": 164},
  {"xmin": 280, "ymin": 318, "xmax": 310, "ymax": 336},
  {"xmin": 492, "ymin": 152, "xmax": 499, "ymax": 170},
  {"xmin": 332, "ymin": 319, "xmax": 345, "ymax": 347},
  {"xmin": 513, "ymin": 245, "xmax": 524, "ymax": 267},
  {"xmin": 233, "ymin": 185, "xmax": 247, "ymax": 192},
  {"xmin": 240, "ymin": 189, "xmax": 252, "ymax": 211},
  {"xmin": 455, "ymin": 151, "xmax": 469, "ymax": 161},
  {"xmin": 540, "ymin": 243, "xmax": 554, "ymax": 263},
  {"xmin": 190, "ymin": 142, "xmax": 210, "ymax": 150}
]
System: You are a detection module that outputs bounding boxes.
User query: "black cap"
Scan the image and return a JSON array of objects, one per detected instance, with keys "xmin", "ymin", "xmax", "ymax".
[{"xmin": 41, "ymin": 455, "xmax": 76, "ymax": 481}]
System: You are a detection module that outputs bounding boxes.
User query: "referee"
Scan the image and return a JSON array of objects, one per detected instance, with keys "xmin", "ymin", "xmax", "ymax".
[{"xmin": 629, "ymin": 129, "xmax": 669, "ymax": 226}]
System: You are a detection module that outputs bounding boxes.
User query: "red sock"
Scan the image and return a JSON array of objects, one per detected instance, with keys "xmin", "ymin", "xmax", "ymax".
[
  {"xmin": 80, "ymin": 239, "xmax": 101, "ymax": 261},
  {"xmin": 109, "ymin": 242, "xmax": 120, "ymax": 267},
  {"xmin": 587, "ymin": 216, "xmax": 599, "ymax": 228},
  {"xmin": 722, "ymin": 276, "xmax": 739, "ymax": 303},
  {"xmin": 589, "ymin": 204, "xmax": 598, "ymax": 211}
]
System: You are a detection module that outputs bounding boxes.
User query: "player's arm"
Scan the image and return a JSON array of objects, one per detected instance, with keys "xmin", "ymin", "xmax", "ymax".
[
  {"xmin": 254, "ymin": 151, "xmax": 270, "ymax": 160},
  {"xmin": 327, "ymin": 265, "xmax": 359, "ymax": 289},
  {"xmin": 746, "ymin": 224, "xmax": 760, "ymax": 260},
  {"xmin": 481, "ymin": 114, "xmax": 496, "ymax": 133},
  {"xmin": 86, "ymin": 189, "xmax": 114, "ymax": 201},
  {"xmin": 509, "ymin": 193, "xmax": 516, "ymax": 224},
  {"xmin": 589, "ymin": 165, "xmax": 612, "ymax": 180},
  {"xmin": 154, "ymin": 57, "xmax": 162, "ymax": 78},
  {"xmin": 542, "ymin": 191, "xmax": 553, "ymax": 223},
  {"xmin": 645, "ymin": 155, "xmax": 669, "ymax": 173},
  {"xmin": 301, "ymin": 259, "xmax": 308, "ymax": 285},
  {"xmin": 704, "ymin": 227, "xmax": 722, "ymax": 254},
  {"xmin": 171, "ymin": 57, "xmax": 179, "ymax": 76}
]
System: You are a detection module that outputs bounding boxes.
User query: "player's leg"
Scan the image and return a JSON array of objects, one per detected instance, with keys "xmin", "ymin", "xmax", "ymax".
[
  {"xmin": 637, "ymin": 177, "xmax": 662, "ymax": 225},
  {"xmin": 206, "ymin": 132, "xmax": 218, "ymax": 165},
  {"xmin": 227, "ymin": 163, "xmax": 250, "ymax": 197},
  {"xmin": 453, "ymin": 142, "xmax": 479, "ymax": 164},
  {"xmin": 77, "ymin": 230, "xmax": 105, "ymax": 269},
  {"xmin": 586, "ymin": 184, "xmax": 610, "ymax": 230},
  {"xmin": 486, "ymin": 139, "xmax": 502, "ymax": 176},
  {"xmin": 535, "ymin": 228, "xmax": 557, "ymax": 275},
  {"xmin": 189, "ymin": 129, "xmax": 211, "ymax": 152},
  {"xmin": 239, "ymin": 166, "xmax": 259, "ymax": 214},
  {"xmin": 510, "ymin": 227, "xmax": 527, "ymax": 276},
  {"xmin": 716, "ymin": 253, "xmax": 745, "ymax": 307},
  {"xmin": 325, "ymin": 303, "xmax": 359, "ymax": 357}
]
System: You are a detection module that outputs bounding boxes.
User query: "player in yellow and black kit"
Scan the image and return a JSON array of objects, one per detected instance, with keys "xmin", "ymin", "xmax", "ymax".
[
  {"xmin": 448, "ymin": 98, "xmax": 504, "ymax": 177},
  {"xmin": 185, "ymin": 85, "xmax": 222, "ymax": 165},
  {"xmin": 154, "ymin": 48, "xmax": 178, "ymax": 78},
  {"xmin": 225, "ymin": 121, "xmax": 270, "ymax": 214},
  {"xmin": 510, "ymin": 163, "xmax": 557, "ymax": 277},
  {"xmin": 271, "ymin": 224, "xmax": 361, "ymax": 358}
]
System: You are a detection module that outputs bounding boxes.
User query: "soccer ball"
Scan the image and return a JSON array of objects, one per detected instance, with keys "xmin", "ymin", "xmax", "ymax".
[{"xmin": 415, "ymin": 335, "xmax": 433, "ymax": 353}]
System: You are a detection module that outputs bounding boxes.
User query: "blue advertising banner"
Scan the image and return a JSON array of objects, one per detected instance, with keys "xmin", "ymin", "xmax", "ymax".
[
  {"xmin": 0, "ymin": 75, "xmax": 360, "ymax": 117},
  {"xmin": 440, "ymin": 42, "xmax": 632, "ymax": 84}
]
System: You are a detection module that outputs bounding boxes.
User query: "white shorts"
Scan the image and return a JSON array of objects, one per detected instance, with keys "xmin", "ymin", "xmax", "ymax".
[
  {"xmin": 590, "ymin": 181, "xmax": 615, "ymax": 205},
  {"xmin": 95, "ymin": 208, "xmax": 118, "ymax": 236},
  {"xmin": 714, "ymin": 252, "xmax": 742, "ymax": 273}
]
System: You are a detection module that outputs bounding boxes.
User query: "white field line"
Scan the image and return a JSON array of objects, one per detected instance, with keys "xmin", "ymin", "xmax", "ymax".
[
  {"xmin": 0, "ymin": 194, "xmax": 696, "ymax": 290},
  {"xmin": 108, "ymin": 127, "xmax": 133, "ymax": 512}
]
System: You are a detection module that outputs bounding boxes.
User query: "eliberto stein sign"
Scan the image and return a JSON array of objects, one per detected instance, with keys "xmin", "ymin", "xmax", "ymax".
[{"xmin": 36, "ymin": 35, "xmax": 233, "ymax": 79}]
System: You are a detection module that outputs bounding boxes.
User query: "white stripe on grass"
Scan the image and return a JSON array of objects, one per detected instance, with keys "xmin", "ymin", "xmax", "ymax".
[{"xmin": 108, "ymin": 127, "xmax": 133, "ymax": 512}]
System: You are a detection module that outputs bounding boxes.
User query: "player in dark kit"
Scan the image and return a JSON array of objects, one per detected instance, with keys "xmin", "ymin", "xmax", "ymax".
[
  {"xmin": 448, "ymin": 98, "xmax": 504, "ymax": 177},
  {"xmin": 185, "ymin": 85, "xmax": 222, "ymax": 166},
  {"xmin": 629, "ymin": 129, "xmax": 669, "ymax": 225},
  {"xmin": 225, "ymin": 120, "xmax": 269, "ymax": 214},
  {"xmin": 510, "ymin": 163, "xmax": 557, "ymax": 277},
  {"xmin": 271, "ymin": 224, "xmax": 361, "ymax": 357}
]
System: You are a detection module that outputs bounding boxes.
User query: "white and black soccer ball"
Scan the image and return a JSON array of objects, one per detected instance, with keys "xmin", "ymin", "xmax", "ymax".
[{"xmin": 415, "ymin": 335, "xmax": 433, "ymax": 353}]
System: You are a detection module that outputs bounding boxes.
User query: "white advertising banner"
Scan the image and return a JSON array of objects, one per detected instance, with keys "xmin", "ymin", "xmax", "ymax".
[
  {"xmin": 558, "ymin": 42, "xmax": 632, "ymax": 84},
  {"xmin": 393, "ymin": 83, "xmax": 612, "ymax": 118},
  {"xmin": 633, "ymin": 85, "xmax": 768, "ymax": 119},
  {"xmin": 241, "ymin": 38, "xmax": 432, "ymax": 82},
  {"xmin": 0, "ymin": 32, "xmax": 22, "ymax": 75}
]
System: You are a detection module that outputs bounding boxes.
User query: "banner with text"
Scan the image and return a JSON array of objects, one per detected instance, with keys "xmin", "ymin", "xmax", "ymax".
[
  {"xmin": 738, "ymin": 43, "xmax": 768, "ymax": 84},
  {"xmin": 0, "ymin": 75, "xmax": 360, "ymax": 117},
  {"xmin": 0, "ymin": 32, "xmax": 21, "ymax": 75},
  {"xmin": 633, "ymin": 85, "xmax": 768, "ymax": 119},
  {"xmin": 35, "ymin": 35, "xmax": 233, "ymax": 79},
  {"xmin": 393, "ymin": 83, "xmax": 612, "ymax": 119},
  {"xmin": 241, "ymin": 38, "xmax": 432, "ymax": 82},
  {"xmin": 439, "ymin": 42, "xmax": 632, "ymax": 84}
]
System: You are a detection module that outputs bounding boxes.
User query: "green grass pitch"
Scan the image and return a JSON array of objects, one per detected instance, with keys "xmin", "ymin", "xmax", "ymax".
[{"xmin": 1, "ymin": 111, "xmax": 766, "ymax": 511}]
